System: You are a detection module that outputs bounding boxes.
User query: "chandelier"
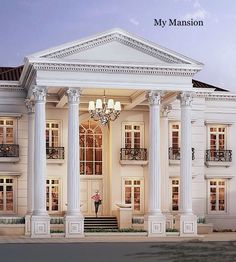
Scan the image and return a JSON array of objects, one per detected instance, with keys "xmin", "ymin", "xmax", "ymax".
[{"xmin": 88, "ymin": 91, "xmax": 121, "ymax": 125}]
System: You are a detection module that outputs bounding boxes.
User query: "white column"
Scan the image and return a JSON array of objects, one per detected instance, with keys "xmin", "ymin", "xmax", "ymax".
[
  {"xmin": 65, "ymin": 88, "xmax": 84, "ymax": 238},
  {"xmin": 25, "ymin": 99, "xmax": 35, "ymax": 236},
  {"xmin": 178, "ymin": 92, "xmax": 197, "ymax": 236},
  {"xmin": 160, "ymin": 105, "xmax": 173, "ymax": 228},
  {"xmin": 31, "ymin": 86, "xmax": 50, "ymax": 238},
  {"xmin": 145, "ymin": 91, "xmax": 166, "ymax": 237}
]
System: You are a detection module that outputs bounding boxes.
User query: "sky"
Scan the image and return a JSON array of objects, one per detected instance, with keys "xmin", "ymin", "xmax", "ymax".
[{"xmin": 0, "ymin": 0, "xmax": 236, "ymax": 92}]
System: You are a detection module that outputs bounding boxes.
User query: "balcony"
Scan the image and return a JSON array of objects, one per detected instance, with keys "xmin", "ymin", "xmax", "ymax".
[
  {"xmin": 205, "ymin": 149, "xmax": 232, "ymax": 167},
  {"xmin": 119, "ymin": 148, "xmax": 148, "ymax": 166},
  {"xmin": 169, "ymin": 147, "xmax": 195, "ymax": 165},
  {"xmin": 0, "ymin": 144, "xmax": 19, "ymax": 162},
  {"xmin": 46, "ymin": 147, "xmax": 65, "ymax": 164}
]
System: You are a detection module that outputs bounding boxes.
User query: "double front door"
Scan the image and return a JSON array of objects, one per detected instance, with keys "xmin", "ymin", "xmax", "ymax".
[{"xmin": 80, "ymin": 179, "xmax": 103, "ymax": 216}]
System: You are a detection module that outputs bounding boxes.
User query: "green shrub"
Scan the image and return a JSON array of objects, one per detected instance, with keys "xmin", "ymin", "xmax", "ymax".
[
  {"xmin": 166, "ymin": 228, "xmax": 179, "ymax": 232},
  {"xmin": 85, "ymin": 228, "xmax": 147, "ymax": 233}
]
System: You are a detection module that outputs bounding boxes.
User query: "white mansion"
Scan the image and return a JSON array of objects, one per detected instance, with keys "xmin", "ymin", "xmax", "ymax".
[{"xmin": 0, "ymin": 28, "xmax": 235, "ymax": 238}]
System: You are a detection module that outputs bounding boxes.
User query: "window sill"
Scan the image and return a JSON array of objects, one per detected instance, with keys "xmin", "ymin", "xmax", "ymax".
[
  {"xmin": 0, "ymin": 157, "xmax": 20, "ymax": 163},
  {"xmin": 205, "ymin": 161, "xmax": 231, "ymax": 168},
  {"xmin": 47, "ymin": 159, "xmax": 65, "ymax": 165},
  {"xmin": 119, "ymin": 160, "xmax": 148, "ymax": 166}
]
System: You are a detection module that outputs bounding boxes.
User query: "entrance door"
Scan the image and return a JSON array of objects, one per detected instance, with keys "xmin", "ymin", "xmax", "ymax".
[{"xmin": 80, "ymin": 179, "xmax": 103, "ymax": 216}]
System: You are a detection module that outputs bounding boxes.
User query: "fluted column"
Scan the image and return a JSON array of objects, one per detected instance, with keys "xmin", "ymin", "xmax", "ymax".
[
  {"xmin": 145, "ymin": 91, "xmax": 166, "ymax": 237},
  {"xmin": 178, "ymin": 92, "xmax": 197, "ymax": 236},
  {"xmin": 160, "ymin": 104, "xmax": 174, "ymax": 228},
  {"xmin": 65, "ymin": 88, "xmax": 84, "ymax": 238},
  {"xmin": 31, "ymin": 86, "xmax": 50, "ymax": 238},
  {"xmin": 25, "ymin": 100, "xmax": 35, "ymax": 236}
]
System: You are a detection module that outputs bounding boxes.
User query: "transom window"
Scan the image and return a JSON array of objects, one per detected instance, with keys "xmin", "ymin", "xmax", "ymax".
[
  {"xmin": 80, "ymin": 120, "xmax": 102, "ymax": 175},
  {"xmin": 123, "ymin": 178, "xmax": 144, "ymax": 213},
  {"xmin": 122, "ymin": 122, "xmax": 144, "ymax": 148},
  {"xmin": 209, "ymin": 179, "xmax": 226, "ymax": 213},
  {"xmin": 46, "ymin": 121, "xmax": 61, "ymax": 148},
  {"xmin": 209, "ymin": 126, "xmax": 226, "ymax": 150},
  {"xmin": 46, "ymin": 179, "xmax": 60, "ymax": 212},
  {"xmin": 0, "ymin": 178, "xmax": 14, "ymax": 213},
  {"xmin": 0, "ymin": 119, "xmax": 14, "ymax": 144},
  {"xmin": 172, "ymin": 179, "xmax": 179, "ymax": 211}
]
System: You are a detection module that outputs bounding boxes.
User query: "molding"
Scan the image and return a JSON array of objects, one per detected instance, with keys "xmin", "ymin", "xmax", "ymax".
[
  {"xmin": 204, "ymin": 120, "xmax": 234, "ymax": 125},
  {"xmin": 31, "ymin": 61, "xmax": 200, "ymax": 76},
  {"xmin": 0, "ymin": 81, "xmax": 25, "ymax": 92},
  {"xmin": 40, "ymin": 32, "xmax": 190, "ymax": 64},
  {"xmin": 0, "ymin": 172, "xmax": 21, "ymax": 176},
  {"xmin": 196, "ymin": 92, "xmax": 236, "ymax": 101},
  {"xmin": 204, "ymin": 174, "xmax": 234, "ymax": 179},
  {"xmin": 0, "ymin": 113, "xmax": 22, "ymax": 118}
]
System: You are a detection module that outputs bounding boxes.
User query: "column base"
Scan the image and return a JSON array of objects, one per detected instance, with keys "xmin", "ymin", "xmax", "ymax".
[
  {"xmin": 179, "ymin": 214, "xmax": 197, "ymax": 237},
  {"xmin": 31, "ymin": 215, "xmax": 51, "ymax": 238},
  {"xmin": 145, "ymin": 213, "xmax": 166, "ymax": 237},
  {"xmin": 64, "ymin": 214, "xmax": 84, "ymax": 238},
  {"xmin": 25, "ymin": 214, "xmax": 32, "ymax": 236}
]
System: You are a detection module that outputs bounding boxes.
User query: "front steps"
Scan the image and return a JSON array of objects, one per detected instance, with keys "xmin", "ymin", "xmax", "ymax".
[{"xmin": 84, "ymin": 216, "xmax": 118, "ymax": 231}]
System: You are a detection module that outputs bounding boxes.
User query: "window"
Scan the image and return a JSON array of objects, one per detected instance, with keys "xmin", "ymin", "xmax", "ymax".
[
  {"xmin": 123, "ymin": 178, "xmax": 144, "ymax": 213},
  {"xmin": 80, "ymin": 120, "xmax": 102, "ymax": 175},
  {"xmin": 0, "ymin": 119, "xmax": 15, "ymax": 144},
  {"xmin": 169, "ymin": 123, "xmax": 180, "ymax": 160},
  {"xmin": 172, "ymin": 179, "xmax": 179, "ymax": 211},
  {"xmin": 0, "ymin": 178, "xmax": 15, "ymax": 213},
  {"xmin": 209, "ymin": 126, "xmax": 226, "ymax": 151},
  {"xmin": 46, "ymin": 179, "xmax": 60, "ymax": 212},
  {"xmin": 208, "ymin": 179, "xmax": 226, "ymax": 213},
  {"xmin": 46, "ymin": 121, "xmax": 61, "ymax": 148},
  {"xmin": 122, "ymin": 122, "xmax": 144, "ymax": 149}
]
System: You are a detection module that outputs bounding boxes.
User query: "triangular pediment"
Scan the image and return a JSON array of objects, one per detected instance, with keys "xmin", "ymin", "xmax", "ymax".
[{"xmin": 27, "ymin": 28, "xmax": 203, "ymax": 66}]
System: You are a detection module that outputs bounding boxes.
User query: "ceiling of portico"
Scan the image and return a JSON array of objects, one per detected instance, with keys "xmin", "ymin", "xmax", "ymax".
[{"xmin": 46, "ymin": 86, "xmax": 178, "ymax": 111}]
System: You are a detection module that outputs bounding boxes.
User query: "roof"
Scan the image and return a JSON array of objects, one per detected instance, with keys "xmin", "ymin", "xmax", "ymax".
[
  {"xmin": 0, "ymin": 66, "xmax": 23, "ymax": 81},
  {"xmin": 193, "ymin": 79, "xmax": 228, "ymax": 92}
]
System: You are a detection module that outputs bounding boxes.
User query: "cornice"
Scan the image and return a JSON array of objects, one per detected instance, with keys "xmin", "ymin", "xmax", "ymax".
[
  {"xmin": 0, "ymin": 81, "xmax": 25, "ymax": 92},
  {"xmin": 32, "ymin": 62, "xmax": 200, "ymax": 76},
  {"xmin": 41, "ymin": 33, "xmax": 188, "ymax": 64},
  {"xmin": 196, "ymin": 92, "xmax": 236, "ymax": 101}
]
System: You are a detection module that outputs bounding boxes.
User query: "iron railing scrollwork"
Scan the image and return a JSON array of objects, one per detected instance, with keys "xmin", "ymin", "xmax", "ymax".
[
  {"xmin": 120, "ymin": 148, "xmax": 147, "ymax": 161},
  {"xmin": 0, "ymin": 144, "xmax": 19, "ymax": 157},
  {"xmin": 169, "ymin": 147, "xmax": 195, "ymax": 161},
  {"xmin": 205, "ymin": 149, "xmax": 232, "ymax": 162},
  {"xmin": 46, "ymin": 147, "xmax": 65, "ymax": 159}
]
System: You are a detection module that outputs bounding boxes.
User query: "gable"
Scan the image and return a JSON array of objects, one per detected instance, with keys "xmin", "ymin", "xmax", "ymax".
[{"xmin": 27, "ymin": 28, "xmax": 203, "ymax": 67}]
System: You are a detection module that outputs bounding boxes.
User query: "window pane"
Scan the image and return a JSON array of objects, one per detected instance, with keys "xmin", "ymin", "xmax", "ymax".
[{"xmin": 125, "ymin": 187, "xmax": 131, "ymax": 204}]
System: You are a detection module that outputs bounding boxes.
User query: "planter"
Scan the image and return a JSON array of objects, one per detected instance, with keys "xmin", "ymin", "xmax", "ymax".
[
  {"xmin": 85, "ymin": 232, "xmax": 147, "ymax": 236},
  {"xmin": 0, "ymin": 224, "xmax": 24, "ymax": 236},
  {"xmin": 166, "ymin": 232, "xmax": 180, "ymax": 237},
  {"xmin": 197, "ymin": 223, "xmax": 213, "ymax": 234},
  {"xmin": 51, "ymin": 233, "xmax": 65, "ymax": 238}
]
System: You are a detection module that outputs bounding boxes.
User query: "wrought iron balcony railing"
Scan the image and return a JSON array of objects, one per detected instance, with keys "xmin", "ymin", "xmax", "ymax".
[
  {"xmin": 46, "ymin": 147, "xmax": 65, "ymax": 159},
  {"xmin": 120, "ymin": 148, "xmax": 147, "ymax": 161},
  {"xmin": 169, "ymin": 147, "xmax": 195, "ymax": 161},
  {"xmin": 0, "ymin": 144, "xmax": 19, "ymax": 157},
  {"xmin": 206, "ymin": 149, "xmax": 232, "ymax": 162}
]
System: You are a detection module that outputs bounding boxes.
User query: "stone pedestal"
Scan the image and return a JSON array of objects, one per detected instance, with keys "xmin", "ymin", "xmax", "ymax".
[
  {"xmin": 180, "ymin": 214, "xmax": 197, "ymax": 236},
  {"xmin": 65, "ymin": 215, "xmax": 84, "ymax": 238},
  {"xmin": 25, "ymin": 214, "xmax": 31, "ymax": 236},
  {"xmin": 117, "ymin": 207, "xmax": 132, "ymax": 229},
  {"xmin": 145, "ymin": 214, "xmax": 166, "ymax": 237},
  {"xmin": 31, "ymin": 215, "xmax": 50, "ymax": 238}
]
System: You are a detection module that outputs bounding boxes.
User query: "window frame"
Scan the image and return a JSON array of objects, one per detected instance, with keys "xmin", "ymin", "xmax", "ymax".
[
  {"xmin": 122, "ymin": 177, "xmax": 144, "ymax": 214},
  {"xmin": 46, "ymin": 120, "xmax": 62, "ymax": 148},
  {"xmin": 0, "ymin": 118, "xmax": 17, "ymax": 145},
  {"xmin": 46, "ymin": 178, "xmax": 61, "ymax": 213},
  {"xmin": 121, "ymin": 122, "xmax": 144, "ymax": 149},
  {"xmin": 169, "ymin": 122, "xmax": 181, "ymax": 148},
  {"xmin": 0, "ymin": 177, "xmax": 17, "ymax": 214},
  {"xmin": 207, "ymin": 179, "xmax": 228, "ymax": 214},
  {"xmin": 171, "ymin": 178, "xmax": 180, "ymax": 212},
  {"xmin": 207, "ymin": 125, "xmax": 228, "ymax": 150}
]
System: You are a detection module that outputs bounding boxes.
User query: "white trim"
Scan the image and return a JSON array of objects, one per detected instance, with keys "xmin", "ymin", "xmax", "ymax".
[
  {"xmin": 0, "ymin": 113, "xmax": 22, "ymax": 118},
  {"xmin": 205, "ymin": 174, "xmax": 234, "ymax": 179},
  {"xmin": 121, "ymin": 121, "xmax": 144, "ymax": 148},
  {"xmin": 205, "ymin": 121, "xmax": 234, "ymax": 125}
]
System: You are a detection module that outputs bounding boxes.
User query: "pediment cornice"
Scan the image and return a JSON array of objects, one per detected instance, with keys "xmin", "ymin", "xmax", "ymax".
[
  {"xmin": 32, "ymin": 61, "xmax": 201, "ymax": 76},
  {"xmin": 41, "ymin": 32, "xmax": 187, "ymax": 64}
]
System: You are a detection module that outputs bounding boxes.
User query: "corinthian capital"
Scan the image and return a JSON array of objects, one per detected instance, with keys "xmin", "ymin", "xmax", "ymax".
[
  {"xmin": 147, "ymin": 91, "xmax": 163, "ymax": 106},
  {"xmin": 25, "ymin": 99, "xmax": 35, "ymax": 113},
  {"xmin": 67, "ymin": 88, "xmax": 81, "ymax": 103},
  {"xmin": 33, "ymin": 86, "xmax": 47, "ymax": 102},
  {"xmin": 177, "ymin": 92, "xmax": 194, "ymax": 107},
  {"xmin": 161, "ymin": 104, "xmax": 172, "ymax": 117}
]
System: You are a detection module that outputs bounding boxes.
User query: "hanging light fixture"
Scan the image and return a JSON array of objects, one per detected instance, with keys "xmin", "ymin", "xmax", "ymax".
[{"xmin": 88, "ymin": 91, "xmax": 121, "ymax": 125}]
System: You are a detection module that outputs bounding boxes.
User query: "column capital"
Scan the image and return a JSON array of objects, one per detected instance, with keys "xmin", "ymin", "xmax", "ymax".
[
  {"xmin": 147, "ymin": 91, "xmax": 163, "ymax": 105},
  {"xmin": 177, "ymin": 92, "xmax": 194, "ymax": 107},
  {"xmin": 25, "ymin": 99, "xmax": 35, "ymax": 113},
  {"xmin": 161, "ymin": 104, "xmax": 172, "ymax": 117},
  {"xmin": 33, "ymin": 86, "xmax": 47, "ymax": 102},
  {"xmin": 67, "ymin": 88, "xmax": 81, "ymax": 103}
]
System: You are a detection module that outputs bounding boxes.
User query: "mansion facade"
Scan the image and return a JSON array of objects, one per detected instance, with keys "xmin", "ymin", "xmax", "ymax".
[{"xmin": 0, "ymin": 28, "xmax": 236, "ymax": 237}]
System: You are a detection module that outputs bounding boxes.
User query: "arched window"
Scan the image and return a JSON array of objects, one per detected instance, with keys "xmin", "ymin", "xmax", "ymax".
[{"xmin": 80, "ymin": 120, "xmax": 102, "ymax": 175}]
